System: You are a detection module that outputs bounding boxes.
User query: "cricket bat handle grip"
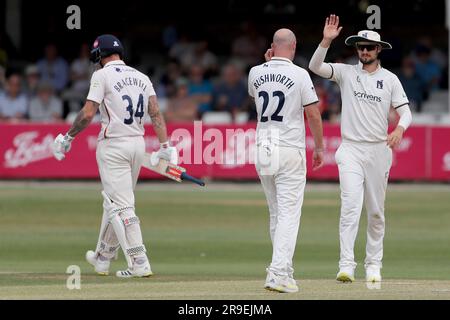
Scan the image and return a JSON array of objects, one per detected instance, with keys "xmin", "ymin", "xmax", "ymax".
[{"xmin": 180, "ymin": 172, "xmax": 206, "ymax": 186}]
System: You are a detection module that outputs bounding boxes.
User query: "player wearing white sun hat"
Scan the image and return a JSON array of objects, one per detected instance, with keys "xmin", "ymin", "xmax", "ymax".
[{"xmin": 309, "ymin": 15, "xmax": 412, "ymax": 283}]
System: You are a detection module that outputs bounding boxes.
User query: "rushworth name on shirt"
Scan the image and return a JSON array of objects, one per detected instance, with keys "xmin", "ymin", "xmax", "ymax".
[
  {"xmin": 114, "ymin": 77, "xmax": 147, "ymax": 93},
  {"xmin": 253, "ymin": 73, "xmax": 295, "ymax": 90}
]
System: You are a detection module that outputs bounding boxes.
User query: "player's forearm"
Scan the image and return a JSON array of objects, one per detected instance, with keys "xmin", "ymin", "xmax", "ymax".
[
  {"xmin": 306, "ymin": 107, "xmax": 325, "ymax": 150},
  {"xmin": 150, "ymin": 108, "xmax": 168, "ymax": 143},
  {"xmin": 67, "ymin": 101, "xmax": 99, "ymax": 137},
  {"xmin": 67, "ymin": 109, "xmax": 93, "ymax": 137},
  {"xmin": 149, "ymin": 96, "xmax": 169, "ymax": 143},
  {"xmin": 320, "ymin": 38, "xmax": 333, "ymax": 48},
  {"xmin": 308, "ymin": 118, "xmax": 324, "ymax": 151},
  {"xmin": 396, "ymin": 104, "xmax": 412, "ymax": 131},
  {"xmin": 309, "ymin": 44, "xmax": 333, "ymax": 78}
]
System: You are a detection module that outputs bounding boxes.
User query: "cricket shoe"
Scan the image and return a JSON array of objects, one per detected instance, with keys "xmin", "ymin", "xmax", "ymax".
[
  {"xmin": 365, "ymin": 265, "xmax": 382, "ymax": 283},
  {"xmin": 85, "ymin": 250, "xmax": 110, "ymax": 276},
  {"xmin": 116, "ymin": 260, "xmax": 153, "ymax": 278},
  {"xmin": 264, "ymin": 270, "xmax": 299, "ymax": 293},
  {"xmin": 336, "ymin": 267, "xmax": 355, "ymax": 283}
]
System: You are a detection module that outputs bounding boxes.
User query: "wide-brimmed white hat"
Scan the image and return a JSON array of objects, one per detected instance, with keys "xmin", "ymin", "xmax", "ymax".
[{"xmin": 345, "ymin": 30, "xmax": 392, "ymax": 49}]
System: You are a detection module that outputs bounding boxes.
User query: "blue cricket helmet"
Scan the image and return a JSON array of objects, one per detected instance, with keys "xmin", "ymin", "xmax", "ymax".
[{"xmin": 90, "ymin": 34, "xmax": 124, "ymax": 63}]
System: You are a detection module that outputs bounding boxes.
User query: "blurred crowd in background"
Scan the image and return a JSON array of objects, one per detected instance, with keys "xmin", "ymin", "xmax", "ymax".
[{"xmin": 0, "ymin": 22, "xmax": 448, "ymax": 124}]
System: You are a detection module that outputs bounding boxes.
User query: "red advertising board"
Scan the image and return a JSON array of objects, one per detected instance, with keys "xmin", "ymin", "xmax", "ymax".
[
  {"xmin": 430, "ymin": 127, "xmax": 450, "ymax": 180},
  {"xmin": 389, "ymin": 126, "xmax": 428, "ymax": 180},
  {"xmin": 1, "ymin": 123, "xmax": 449, "ymax": 181}
]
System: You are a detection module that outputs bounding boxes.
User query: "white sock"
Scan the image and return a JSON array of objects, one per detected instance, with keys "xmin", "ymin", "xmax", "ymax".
[
  {"xmin": 98, "ymin": 254, "xmax": 109, "ymax": 262},
  {"xmin": 134, "ymin": 255, "xmax": 148, "ymax": 265}
]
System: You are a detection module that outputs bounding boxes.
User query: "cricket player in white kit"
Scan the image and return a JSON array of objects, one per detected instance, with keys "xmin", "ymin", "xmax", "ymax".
[
  {"xmin": 52, "ymin": 35, "xmax": 177, "ymax": 278},
  {"xmin": 309, "ymin": 15, "xmax": 413, "ymax": 282},
  {"xmin": 249, "ymin": 29, "xmax": 325, "ymax": 293}
]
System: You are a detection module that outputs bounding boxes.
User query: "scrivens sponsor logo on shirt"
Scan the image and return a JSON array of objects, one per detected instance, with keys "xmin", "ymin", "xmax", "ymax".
[
  {"xmin": 253, "ymin": 73, "xmax": 295, "ymax": 90},
  {"xmin": 353, "ymin": 91, "xmax": 382, "ymax": 103}
]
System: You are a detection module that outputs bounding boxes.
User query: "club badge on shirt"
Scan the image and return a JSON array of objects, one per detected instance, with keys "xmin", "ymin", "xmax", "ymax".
[{"xmin": 377, "ymin": 80, "xmax": 384, "ymax": 89}]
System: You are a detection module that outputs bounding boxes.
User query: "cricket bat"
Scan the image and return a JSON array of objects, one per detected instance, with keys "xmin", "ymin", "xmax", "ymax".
[{"xmin": 142, "ymin": 152, "xmax": 205, "ymax": 186}]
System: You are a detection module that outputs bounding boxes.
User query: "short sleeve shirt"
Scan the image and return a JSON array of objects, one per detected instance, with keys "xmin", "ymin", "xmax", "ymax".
[
  {"xmin": 86, "ymin": 60, "xmax": 156, "ymax": 140},
  {"xmin": 328, "ymin": 62, "xmax": 409, "ymax": 143},
  {"xmin": 248, "ymin": 57, "xmax": 319, "ymax": 148}
]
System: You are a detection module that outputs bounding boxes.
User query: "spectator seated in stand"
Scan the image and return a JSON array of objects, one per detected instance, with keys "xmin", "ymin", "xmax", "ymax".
[
  {"xmin": 28, "ymin": 81, "xmax": 63, "ymax": 122},
  {"xmin": 164, "ymin": 78, "xmax": 199, "ymax": 123},
  {"xmin": 180, "ymin": 40, "xmax": 218, "ymax": 77},
  {"xmin": 36, "ymin": 43, "xmax": 69, "ymax": 94},
  {"xmin": 24, "ymin": 64, "xmax": 40, "ymax": 98},
  {"xmin": 0, "ymin": 73, "xmax": 28, "ymax": 121},
  {"xmin": 157, "ymin": 59, "xmax": 182, "ymax": 99},
  {"xmin": 169, "ymin": 33, "xmax": 194, "ymax": 63},
  {"xmin": 187, "ymin": 64, "xmax": 213, "ymax": 116},
  {"xmin": 397, "ymin": 57, "xmax": 426, "ymax": 112},
  {"xmin": 231, "ymin": 22, "xmax": 268, "ymax": 70},
  {"xmin": 414, "ymin": 45, "xmax": 441, "ymax": 97},
  {"xmin": 61, "ymin": 43, "xmax": 94, "ymax": 114},
  {"xmin": 212, "ymin": 63, "xmax": 251, "ymax": 122}
]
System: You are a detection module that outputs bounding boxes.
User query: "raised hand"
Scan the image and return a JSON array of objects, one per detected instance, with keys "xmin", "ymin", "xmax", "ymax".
[{"xmin": 323, "ymin": 14, "xmax": 343, "ymax": 42}]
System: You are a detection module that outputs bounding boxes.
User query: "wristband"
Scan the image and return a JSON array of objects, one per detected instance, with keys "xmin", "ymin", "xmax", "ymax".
[
  {"xmin": 64, "ymin": 133, "xmax": 74, "ymax": 142},
  {"xmin": 160, "ymin": 141, "xmax": 170, "ymax": 149}
]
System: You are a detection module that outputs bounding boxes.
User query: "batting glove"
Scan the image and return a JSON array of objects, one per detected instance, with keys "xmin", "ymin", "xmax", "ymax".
[
  {"xmin": 156, "ymin": 141, "xmax": 178, "ymax": 165},
  {"xmin": 52, "ymin": 133, "xmax": 74, "ymax": 161}
]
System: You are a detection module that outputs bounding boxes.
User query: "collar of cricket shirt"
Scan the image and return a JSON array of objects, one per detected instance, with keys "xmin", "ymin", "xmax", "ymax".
[
  {"xmin": 104, "ymin": 60, "xmax": 126, "ymax": 67},
  {"xmin": 270, "ymin": 57, "xmax": 292, "ymax": 63},
  {"xmin": 358, "ymin": 60, "xmax": 382, "ymax": 75}
]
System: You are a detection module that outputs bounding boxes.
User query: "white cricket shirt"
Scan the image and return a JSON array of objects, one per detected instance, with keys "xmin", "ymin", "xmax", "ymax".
[
  {"xmin": 87, "ymin": 60, "xmax": 156, "ymax": 140},
  {"xmin": 329, "ymin": 61, "xmax": 409, "ymax": 143},
  {"xmin": 248, "ymin": 57, "xmax": 319, "ymax": 149}
]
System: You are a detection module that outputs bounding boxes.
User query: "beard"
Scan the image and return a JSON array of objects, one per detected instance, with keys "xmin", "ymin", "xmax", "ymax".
[{"xmin": 359, "ymin": 56, "xmax": 378, "ymax": 65}]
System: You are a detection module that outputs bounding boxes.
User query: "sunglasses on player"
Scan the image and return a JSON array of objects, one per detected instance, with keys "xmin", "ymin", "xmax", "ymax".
[{"xmin": 356, "ymin": 44, "xmax": 379, "ymax": 51}]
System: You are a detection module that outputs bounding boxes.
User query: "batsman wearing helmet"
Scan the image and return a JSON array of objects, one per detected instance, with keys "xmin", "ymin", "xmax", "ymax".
[
  {"xmin": 309, "ymin": 15, "xmax": 413, "ymax": 283},
  {"xmin": 52, "ymin": 34, "xmax": 178, "ymax": 277}
]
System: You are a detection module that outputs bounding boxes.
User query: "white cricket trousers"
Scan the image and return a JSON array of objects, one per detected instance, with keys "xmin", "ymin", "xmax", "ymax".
[
  {"xmin": 96, "ymin": 136, "xmax": 145, "ymax": 208},
  {"xmin": 256, "ymin": 146, "xmax": 306, "ymax": 277},
  {"xmin": 335, "ymin": 141, "xmax": 392, "ymax": 270}
]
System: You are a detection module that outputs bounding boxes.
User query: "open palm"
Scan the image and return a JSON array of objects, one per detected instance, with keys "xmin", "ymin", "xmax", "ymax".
[{"xmin": 323, "ymin": 14, "xmax": 343, "ymax": 40}]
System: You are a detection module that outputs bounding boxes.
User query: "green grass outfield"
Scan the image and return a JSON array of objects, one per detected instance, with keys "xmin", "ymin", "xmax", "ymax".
[{"xmin": 0, "ymin": 181, "xmax": 449, "ymax": 300}]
